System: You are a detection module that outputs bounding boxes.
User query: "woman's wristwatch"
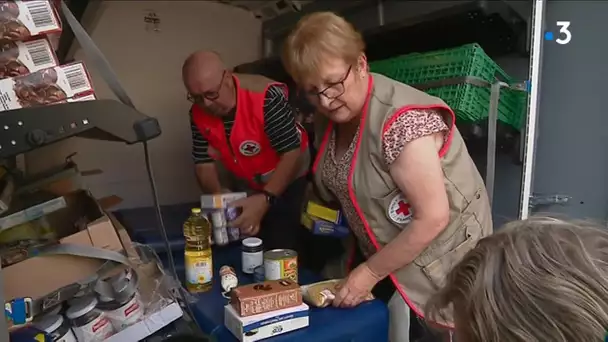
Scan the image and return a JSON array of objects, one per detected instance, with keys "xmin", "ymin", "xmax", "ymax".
[{"xmin": 258, "ymin": 189, "xmax": 278, "ymax": 206}]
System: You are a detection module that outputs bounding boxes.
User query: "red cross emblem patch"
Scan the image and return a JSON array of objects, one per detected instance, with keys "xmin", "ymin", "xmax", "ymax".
[
  {"xmin": 387, "ymin": 194, "xmax": 413, "ymax": 224},
  {"xmin": 239, "ymin": 140, "xmax": 261, "ymax": 156}
]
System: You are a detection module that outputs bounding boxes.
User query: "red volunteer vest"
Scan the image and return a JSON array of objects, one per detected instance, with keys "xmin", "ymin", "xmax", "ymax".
[{"xmin": 191, "ymin": 74, "xmax": 308, "ymax": 190}]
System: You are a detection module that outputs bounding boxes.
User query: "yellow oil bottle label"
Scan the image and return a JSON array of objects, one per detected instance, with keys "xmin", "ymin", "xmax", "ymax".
[{"xmin": 185, "ymin": 251, "xmax": 213, "ymax": 285}]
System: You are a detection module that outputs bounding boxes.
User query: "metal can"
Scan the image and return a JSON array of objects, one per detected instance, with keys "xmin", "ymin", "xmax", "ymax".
[
  {"xmin": 263, "ymin": 249, "xmax": 298, "ymax": 283},
  {"xmin": 227, "ymin": 227, "xmax": 240, "ymax": 241},
  {"xmin": 219, "ymin": 265, "xmax": 238, "ymax": 293},
  {"xmin": 253, "ymin": 265, "xmax": 265, "ymax": 283},
  {"xmin": 225, "ymin": 207, "xmax": 241, "ymax": 241},
  {"xmin": 210, "ymin": 210, "xmax": 229, "ymax": 246},
  {"xmin": 210, "ymin": 209, "xmax": 227, "ymax": 227},
  {"xmin": 225, "ymin": 206, "xmax": 241, "ymax": 222}
]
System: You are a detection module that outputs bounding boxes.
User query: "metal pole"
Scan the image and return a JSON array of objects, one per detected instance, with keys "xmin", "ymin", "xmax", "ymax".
[
  {"xmin": 263, "ymin": 37, "xmax": 274, "ymax": 59},
  {"xmin": 485, "ymin": 82, "xmax": 502, "ymax": 206},
  {"xmin": 519, "ymin": 0, "xmax": 546, "ymax": 219},
  {"xmin": 377, "ymin": 0, "xmax": 385, "ymax": 26}
]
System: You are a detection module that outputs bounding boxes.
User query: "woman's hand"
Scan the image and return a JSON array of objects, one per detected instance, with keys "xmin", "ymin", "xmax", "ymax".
[{"xmin": 332, "ymin": 263, "xmax": 381, "ymax": 308}]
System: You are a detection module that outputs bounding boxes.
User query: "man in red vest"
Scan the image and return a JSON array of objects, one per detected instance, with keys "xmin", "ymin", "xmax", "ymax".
[{"xmin": 183, "ymin": 51, "xmax": 310, "ymax": 251}]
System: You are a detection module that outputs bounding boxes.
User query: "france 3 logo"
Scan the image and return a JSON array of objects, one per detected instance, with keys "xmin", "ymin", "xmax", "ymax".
[{"xmin": 544, "ymin": 21, "xmax": 572, "ymax": 45}]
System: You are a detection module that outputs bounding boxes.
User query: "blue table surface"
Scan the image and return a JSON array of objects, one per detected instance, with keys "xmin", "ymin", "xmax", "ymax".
[{"xmin": 114, "ymin": 205, "xmax": 389, "ymax": 342}]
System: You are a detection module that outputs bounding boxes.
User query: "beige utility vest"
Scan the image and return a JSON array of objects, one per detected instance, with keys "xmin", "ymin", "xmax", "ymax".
[{"xmin": 312, "ymin": 73, "xmax": 493, "ymax": 326}]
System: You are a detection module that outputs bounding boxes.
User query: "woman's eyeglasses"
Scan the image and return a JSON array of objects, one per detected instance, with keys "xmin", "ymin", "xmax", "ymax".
[{"xmin": 305, "ymin": 65, "xmax": 352, "ymax": 101}]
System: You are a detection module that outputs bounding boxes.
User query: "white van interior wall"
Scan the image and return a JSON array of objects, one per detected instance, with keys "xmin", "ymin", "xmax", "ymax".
[{"xmin": 24, "ymin": 1, "xmax": 263, "ymax": 209}]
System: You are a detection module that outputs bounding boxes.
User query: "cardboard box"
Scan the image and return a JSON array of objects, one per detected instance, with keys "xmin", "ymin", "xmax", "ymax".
[
  {"xmin": 201, "ymin": 192, "xmax": 247, "ymax": 209},
  {"xmin": 0, "ymin": 194, "xmax": 67, "ymax": 232},
  {"xmin": 0, "ymin": 37, "xmax": 58, "ymax": 79},
  {"xmin": 300, "ymin": 212, "xmax": 349, "ymax": 238},
  {"xmin": 224, "ymin": 303, "xmax": 309, "ymax": 342},
  {"xmin": 0, "ymin": 61, "xmax": 94, "ymax": 112},
  {"xmin": 0, "ymin": 1, "xmax": 62, "ymax": 41},
  {"xmin": 306, "ymin": 201, "xmax": 346, "ymax": 225},
  {"xmin": 2, "ymin": 190, "xmax": 126, "ymax": 302},
  {"xmin": 231, "ymin": 279, "xmax": 302, "ymax": 317}
]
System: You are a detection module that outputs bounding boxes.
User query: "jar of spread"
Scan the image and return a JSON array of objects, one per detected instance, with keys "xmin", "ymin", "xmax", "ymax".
[
  {"xmin": 97, "ymin": 270, "xmax": 144, "ymax": 331},
  {"xmin": 98, "ymin": 292, "xmax": 144, "ymax": 331},
  {"xmin": 65, "ymin": 296, "xmax": 115, "ymax": 342},
  {"xmin": 34, "ymin": 314, "xmax": 77, "ymax": 342},
  {"xmin": 241, "ymin": 237, "xmax": 264, "ymax": 274}
]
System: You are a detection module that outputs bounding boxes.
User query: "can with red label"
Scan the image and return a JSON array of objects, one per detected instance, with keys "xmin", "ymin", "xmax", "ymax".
[
  {"xmin": 66, "ymin": 296, "xmax": 115, "ymax": 342},
  {"xmin": 102, "ymin": 292, "xmax": 144, "ymax": 331},
  {"xmin": 263, "ymin": 249, "xmax": 298, "ymax": 283}
]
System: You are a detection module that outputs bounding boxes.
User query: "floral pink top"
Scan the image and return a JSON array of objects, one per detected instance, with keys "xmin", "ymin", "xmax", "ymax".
[{"xmin": 321, "ymin": 109, "xmax": 449, "ymax": 257}]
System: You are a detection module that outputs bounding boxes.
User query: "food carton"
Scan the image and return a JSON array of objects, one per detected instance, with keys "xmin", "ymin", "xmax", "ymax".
[
  {"xmin": 0, "ymin": 37, "xmax": 58, "ymax": 79},
  {"xmin": 0, "ymin": 62, "xmax": 94, "ymax": 111},
  {"xmin": 0, "ymin": 1, "xmax": 62, "ymax": 41}
]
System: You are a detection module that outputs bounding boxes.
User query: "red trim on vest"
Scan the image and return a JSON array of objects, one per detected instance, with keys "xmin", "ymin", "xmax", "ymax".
[
  {"xmin": 192, "ymin": 75, "xmax": 309, "ymax": 190},
  {"xmin": 381, "ymin": 105, "xmax": 456, "ymax": 158},
  {"xmin": 313, "ymin": 75, "xmax": 453, "ymax": 329}
]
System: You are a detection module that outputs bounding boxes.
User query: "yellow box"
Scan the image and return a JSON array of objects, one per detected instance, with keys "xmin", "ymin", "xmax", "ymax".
[{"xmin": 305, "ymin": 201, "xmax": 342, "ymax": 225}]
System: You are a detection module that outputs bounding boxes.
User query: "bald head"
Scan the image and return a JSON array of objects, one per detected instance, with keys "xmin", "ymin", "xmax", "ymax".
[
  {"xmin": 182, "ymin": 50, "xmax": 225, "ymax": 81},
  {"xmin": 182, "ymin": 50, "xmax": 235, "ymax": 115}
]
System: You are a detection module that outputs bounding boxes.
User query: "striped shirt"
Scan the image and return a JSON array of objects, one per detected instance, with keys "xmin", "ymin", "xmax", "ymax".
[{"xmin": 190, "ymin": 85, "xmax": 301, "ymax": 164}]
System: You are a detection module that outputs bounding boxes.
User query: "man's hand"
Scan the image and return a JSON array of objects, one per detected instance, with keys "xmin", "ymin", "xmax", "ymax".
[{"xmin": 229, "ymin": 194, "xmax": 269, "ymax": 236}]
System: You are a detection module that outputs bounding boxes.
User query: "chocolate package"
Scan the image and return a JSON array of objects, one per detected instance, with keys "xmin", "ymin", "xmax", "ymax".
[
  {"xmin": 0, "ymin": 1, "xmax": 61, "ymax": 41},
  {"xmin": 0, "ymin": 62, "xmax": 94, "ymax": 111},
  {"xmin": 230, "ymin": 279, "xmax": 302, "ymax": 317},
  {"xmin": 0, "ymin": 37, "xmax": 57, "ymax": 79}
]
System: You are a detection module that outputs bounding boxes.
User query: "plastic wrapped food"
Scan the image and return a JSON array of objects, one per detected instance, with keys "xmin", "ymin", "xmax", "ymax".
[
  {"xmin": 300, "ymin": 279, "xmax": 374, "ymax": 308},
  {"xmin": 0, "ymin": 62, "xmax": 93, "ymax": 112},
  {"xmin": 0, "ymin": 1, "xmax": 62, "ymax": 42}
]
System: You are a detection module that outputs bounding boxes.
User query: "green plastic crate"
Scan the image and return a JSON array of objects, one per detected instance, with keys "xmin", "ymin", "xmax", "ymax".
[{"xmin": 369, "ymin": 43, "xmax": 527, "ymax": 130}]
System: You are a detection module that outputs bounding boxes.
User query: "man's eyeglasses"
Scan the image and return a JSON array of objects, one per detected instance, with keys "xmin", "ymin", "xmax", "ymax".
[
  {"xmin": 187, "ymin": 70, "xmax": 226, "ymax": 103},
  {"xmin": 305, "ymin": 65, "xmax": 352, "ymax": 101}
]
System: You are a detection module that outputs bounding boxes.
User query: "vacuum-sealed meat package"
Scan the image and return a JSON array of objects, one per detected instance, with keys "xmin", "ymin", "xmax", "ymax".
[
  {"xmin": 300, "ymin": 279, "xmax": 375, "ymax": 308},
  {"xmin": 0, "ymin": 62, "xmax": 94, "ymax": 111},
  {"xmin": 0, "ymin": 37, "xmax": 57, "ymax": 79},
  {"xmin": 0, "ymin": 1, "xmax": 61, "ymax": 41}
]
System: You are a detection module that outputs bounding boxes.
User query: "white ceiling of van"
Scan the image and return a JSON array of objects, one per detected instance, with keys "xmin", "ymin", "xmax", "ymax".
[{"xmin": 217, "ymin": 0, "xmax": 315, "ymax": 21}]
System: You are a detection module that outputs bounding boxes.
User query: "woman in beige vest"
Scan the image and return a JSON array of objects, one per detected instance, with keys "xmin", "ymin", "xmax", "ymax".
[{"xmin": 282, "ymin": 12, "xmax": 493, "ymax": 341}]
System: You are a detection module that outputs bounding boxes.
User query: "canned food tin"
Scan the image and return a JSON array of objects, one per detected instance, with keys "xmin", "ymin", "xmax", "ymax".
[
  {"xmin": 225, "ymin": 206, "xmax": 241, "ymax": 222},
  {"xmin": 263, "ymin": 249, "xmax": 298, "ymax": 283},
  {"xmin": 210, "ymin": 210, "xmax": 227, "ymax": 227},
  {"xmin": 211, "ymin": 210, "xmax": 229, "ymax": 246},
  {"xmin": 213, "ymin": 226, "xmax": 229, "ymax": 246},
  {"xmin": 253, "ymin": 265, "xmax": 265, "ymax": 283}
]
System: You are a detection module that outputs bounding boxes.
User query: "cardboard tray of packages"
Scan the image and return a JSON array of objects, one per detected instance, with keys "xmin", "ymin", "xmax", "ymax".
[
  {"xmin": 103, "ymin": 225, "xmax": 183, "ymax": 341},
  {"xmin": 2, "ymin": 190, "xmax": 128, "ymax": 303}
]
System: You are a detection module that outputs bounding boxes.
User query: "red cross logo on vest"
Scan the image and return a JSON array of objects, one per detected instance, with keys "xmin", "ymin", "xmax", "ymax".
[
  {"xmin": 387, "ymin": 193, "xmax": 413, "ymax": 224},
  {"xmin": 239, "ymin": 140, "xmax": 261, "ymax": 156}
]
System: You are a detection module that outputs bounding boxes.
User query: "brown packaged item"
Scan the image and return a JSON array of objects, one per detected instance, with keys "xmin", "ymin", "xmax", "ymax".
[
  {"xmin": 0, "ymin": 62, "xmax": 94, "ymax": 112},
  {"xmin": 0, "ymin": 1, "xmax": 62, "ymax": 41},
  {"xmin": 301, "ymin": 279, "xmax": 375, "ymax": 308},
  {"xmin": 0, "ymin": 37, "xmax": 58, "ymax": 79},
  {"xmin": 230, "ymin": 279, "xmax": 302, "ymax": 317}
]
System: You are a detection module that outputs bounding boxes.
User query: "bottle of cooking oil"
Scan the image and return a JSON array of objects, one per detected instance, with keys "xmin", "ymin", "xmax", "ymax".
[{"xmin": 184, "ymin": 208, "xmax": 213, "ymax": 293}]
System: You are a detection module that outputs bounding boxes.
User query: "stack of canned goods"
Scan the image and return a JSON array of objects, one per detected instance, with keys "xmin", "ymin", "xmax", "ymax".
[
  {"xmin": 209, "ymin": 206, "xmax": 242, "ymax": 246},
  {"xmin": 200, "ymin": 193, "xmax": 247, "ymax": 246}
]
